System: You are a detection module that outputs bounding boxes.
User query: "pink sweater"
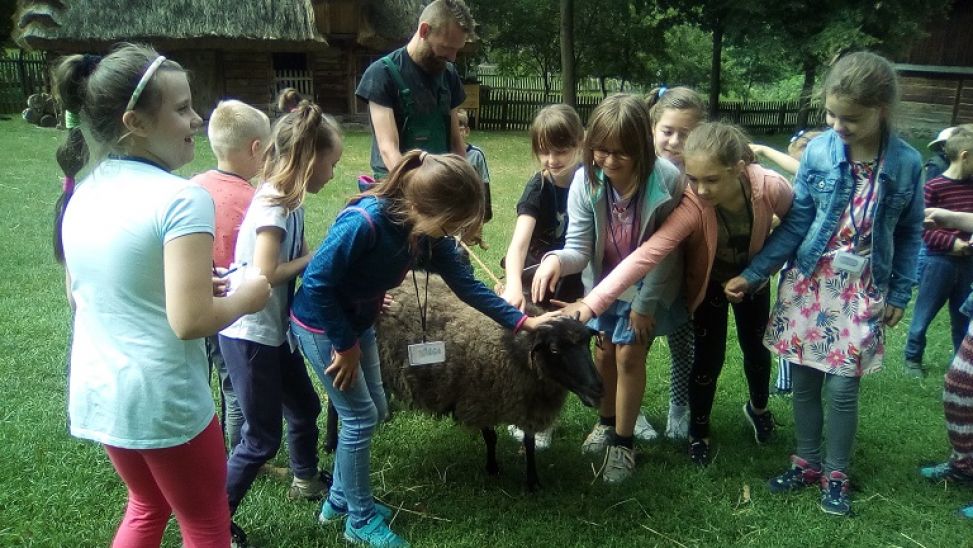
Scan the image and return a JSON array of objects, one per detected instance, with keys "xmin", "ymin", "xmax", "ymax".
[{"xmin": 584, "ymin": 163, "xmax": 793, "ymax": 315}]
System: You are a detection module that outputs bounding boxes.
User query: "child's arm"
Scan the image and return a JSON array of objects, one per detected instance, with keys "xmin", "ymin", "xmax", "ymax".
[
  {"xmin": 885, "ymin": 158, "xmax": 926, "ymax": 322},
  {"xmin": 926, "ymin": 208, "xmax": 973, "ymax": 233},
  {"xmin": 567, "ymin": 193, "xmax": 702, "ymax": 322},
  {"xmin": 921, "ymin": 181, "xmax": 963, "ymax": 253},
  {"xmin": 533, "ymin": 172, "xmax": 593, "ymax": 302},
  {"xmin": 502, "ymin": 214, "xmax": 538, "ymax": 310},
  {"xmin": 252, "ymin": 227, "xmax": 311, "ymax": 287},
  {"xmin": 164, "ymin": 233, "xmax": 270, "ymax": 339},
  {"xmin": 750, "ymin": 144, "xmax": 799, "ymax": 176}
]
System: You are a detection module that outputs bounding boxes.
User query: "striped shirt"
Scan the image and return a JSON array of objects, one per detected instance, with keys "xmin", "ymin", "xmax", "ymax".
[{"xmin": 924, "ymin": 175, "xmax": 973, "ymax": 253}]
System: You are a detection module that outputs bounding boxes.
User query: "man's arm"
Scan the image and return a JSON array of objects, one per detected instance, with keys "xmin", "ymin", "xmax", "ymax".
[
  {"xmin": 369, "ymin": 102, "xmax": 402, "ymax": 173},
  {"xmin": 449, "ymin": 108, "xmax": 466, "ymax": 157}
]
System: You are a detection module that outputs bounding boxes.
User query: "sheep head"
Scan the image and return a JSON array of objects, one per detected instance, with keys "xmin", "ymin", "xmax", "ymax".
[{"xmin": 530, "ymin": 316, "xmax": 602, "ymax": 408}]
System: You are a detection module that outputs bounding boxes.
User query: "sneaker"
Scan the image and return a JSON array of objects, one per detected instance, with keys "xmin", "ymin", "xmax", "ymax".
[
  {"xmin": 904, "ymin": 359, "xmax": 926, "ymax": 378},
  {"xmin": 772, "ymin": 388, "xmax": 792, "ymax": 398},
  {"xmin": 634, "ymin": 409, "xmax": 659, "ymax": 442},
  {"xmin": 688, "ymin": 439, "xmax": 711, "ymax": 466},
  {"xmin": 582, "ymin": 424, "xmax": 613, "ymax": 455},
  {"xmin": 743, "ymin": 402, "xmax": 776, "ymax": 444},
  {"xmin": 819, "ymin": 471, "xmax": 852, "ymax": 516},
  {"xmin": 768, "ymin": 455, "xmax": 822, "ymax": 494},
  {"xmin": 344, "ymin": 513, "xmax": 409, "ymax": 547},
  {"xmin": 959, "ymin": 502, "xmax": 973, "ymax": 519},
  {"xmin": 506, "ymin": 424, "xmax": 525, "ymax": 443},
  {"xmin": 919, "ymin": 461, "xmax": 973, "ymax": 485},
  {"xmin": 230, "ymin": 520, "xmax": 248, "ymax": 548},
  {"xmin": 320, "ymin": 498, "xmax": 394, "ymax": 524},
  {"xmin": 602, "ymin": 445, "xmax": 636, "ymax": 484},
  {"xmin": 665, "ymin": 403, "xmax": 689, "ymax": 440},
  {"xmin": 288, "ymin": 474, "xmax": 327, "ymax": 501},
  {"xmin": 534, "ymin": 426, "xmax": 553, "ymax": 450}
]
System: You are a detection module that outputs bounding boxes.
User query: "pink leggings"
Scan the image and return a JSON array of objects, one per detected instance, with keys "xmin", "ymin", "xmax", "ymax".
[{"xmin": 104, "ymin": 417, "xmax": 230, "ymax": 548}]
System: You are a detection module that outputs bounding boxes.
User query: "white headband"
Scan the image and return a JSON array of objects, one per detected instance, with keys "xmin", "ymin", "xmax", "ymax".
[{"xmin": 125, "ymin": 56, "xmax": 167, "ymax": 111}]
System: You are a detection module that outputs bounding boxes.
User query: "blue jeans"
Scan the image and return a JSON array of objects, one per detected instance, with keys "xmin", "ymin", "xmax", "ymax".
[
  {"xmin": 904, "ymin": 254, "xmax": 973, "ymax": 363},
  {"xmin": 291, "ymin": 324, "xmax": 387, "ymax": 529}
]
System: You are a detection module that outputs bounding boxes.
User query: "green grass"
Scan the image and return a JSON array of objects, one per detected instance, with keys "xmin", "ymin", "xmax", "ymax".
[{"xmin": 0, "ymin": 118, "xmax": 968, "ymax": 547}]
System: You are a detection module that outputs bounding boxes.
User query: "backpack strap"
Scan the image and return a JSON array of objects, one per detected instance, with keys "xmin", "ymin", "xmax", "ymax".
[{"xmin": 381, "ymin": 55, "xmax": 414, "ymax": 119}]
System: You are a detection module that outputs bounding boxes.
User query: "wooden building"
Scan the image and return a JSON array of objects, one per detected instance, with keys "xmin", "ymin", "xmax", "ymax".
[
  {"xmin": 894, "ymin": 0, "xmax": 973, "ymax": 131},
  {"xmin": 14, "ymin": 0, "xmax": 424, "ymax": 118}
]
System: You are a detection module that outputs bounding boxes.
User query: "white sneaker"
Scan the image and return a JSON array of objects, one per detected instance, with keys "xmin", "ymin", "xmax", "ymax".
[
  {"xmin": 534, "ymin": 426, "xmax": 553, "ymax": 450},
  {"xmin": 602, "ymin": 445, "xmax": 636, "ymax": 484},
  {"xmin": 507, "ymin": 424, "xmax": 525, "ymax": 442},
  {"xmin": 582, "ymin": 424, "xmax": 613, "ymax": 455},
  {"xmin": 665, "ymin": 403, "xmax": 690, "ymax": 440},
  {"xmin": 634, "ymin": 409, "xmax": 659, "ymax": 442}
]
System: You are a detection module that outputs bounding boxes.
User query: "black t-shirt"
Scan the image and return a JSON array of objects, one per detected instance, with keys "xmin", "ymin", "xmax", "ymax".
[
  {"xmin": 516, "ymin": 171, "xmax": 571, "ymax": 264},
  {"xmin": 355, "ymin": 47, "xmax": 465, "ymax": 176}
]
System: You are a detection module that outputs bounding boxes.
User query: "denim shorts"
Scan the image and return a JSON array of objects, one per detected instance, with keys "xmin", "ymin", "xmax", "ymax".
[{"xmin": 588, "ymin": 299, "xmax": 639, "ymax": 345}]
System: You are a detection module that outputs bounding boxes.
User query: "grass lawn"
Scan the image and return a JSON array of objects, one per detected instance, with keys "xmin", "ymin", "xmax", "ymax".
[{"xmin": 0, "ymin": 117, "xmax": 968, "ymax": 547}]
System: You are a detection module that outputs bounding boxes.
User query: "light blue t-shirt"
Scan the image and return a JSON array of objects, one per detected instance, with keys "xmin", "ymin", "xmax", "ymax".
[{"xmin": 63, "ymin": 159, "xmax": 216, "ymax": 449}]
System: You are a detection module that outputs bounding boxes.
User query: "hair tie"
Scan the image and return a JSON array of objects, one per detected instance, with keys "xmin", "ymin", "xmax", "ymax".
[
  {"xmin": 79, "ymin": 54, "xmax": 102, "ymax": 76},
  {"xmin": 64, "ymin": 110, "xmax": 80, "ymax": 129},
  {"xmin": 658, "ymin": 85, "xmax": 668, "ymax": 98},
  {"xmin": 126, "ymin": 56, "xmax": 167, "ymax": 111},
  {"xmin": 62, "ymin": 176, "xmax": 75, "ymax": 194},
  {"xmin": 419, "ymin": 151, "xmax": 428, "ymax": 163}
]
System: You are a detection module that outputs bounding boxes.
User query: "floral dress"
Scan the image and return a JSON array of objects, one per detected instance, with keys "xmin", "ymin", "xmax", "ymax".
[{"xmin": 765, "ymin": 161, "xmax": 885, "ymax": 377}]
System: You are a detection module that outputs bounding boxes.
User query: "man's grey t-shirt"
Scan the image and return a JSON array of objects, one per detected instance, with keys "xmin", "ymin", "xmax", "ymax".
[{"xmin": 356, "ymin": 47, "xmax": 465, "ymax": 176}]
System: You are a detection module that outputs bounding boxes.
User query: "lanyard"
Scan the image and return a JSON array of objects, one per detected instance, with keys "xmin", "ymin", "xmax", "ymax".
[
  {"xmin": 848, "ymin": 143, "xmax": 883, "ymax": 247},
  {"xmin": 604, "ymin": 181, "xmax": 641, "ymax": 258},
  {"xmin": 714, "ymin": 176, "xmax": 754, "ymax": 239},
  {"xmin": 411, "ymin": 269, "xmax": 430, "ymax": 343}
]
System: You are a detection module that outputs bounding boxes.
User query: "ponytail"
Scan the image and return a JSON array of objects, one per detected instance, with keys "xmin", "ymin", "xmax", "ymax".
[{"xmin": 262, "ymin": 101, "xmax": 341, "ymax": 211}]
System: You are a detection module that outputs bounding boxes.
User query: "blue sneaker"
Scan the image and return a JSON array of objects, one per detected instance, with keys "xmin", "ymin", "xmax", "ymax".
[
  {"xmin": 768, "ymin": 455, "xmax": 822, "ymax": 494},
  {"xmin": 959, "ymin": 502, "xmax": 973, "ymax": 519},
  {"xmin": 819, "ymin": 471, "xmax": 852, "ymax": 516},
  {"xmin": 919, "ymin": 462, "xmax": 973, "ymax": 485},
  {"xmin": 344, "ymin": 514, "xmax": 409, "ymax": 547},
  {"xmin": 319, "ymin": 498, "xmax": 394, "ymax": 524}
]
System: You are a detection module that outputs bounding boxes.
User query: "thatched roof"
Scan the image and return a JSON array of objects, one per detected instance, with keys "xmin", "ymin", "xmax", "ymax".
[
  {"xmin": 15, "ymin": 0, "xmax": 328, "ymax": 51},
  {"xmin": 356, "ymin": 0, "xmax": 426, "ymax": 50}
]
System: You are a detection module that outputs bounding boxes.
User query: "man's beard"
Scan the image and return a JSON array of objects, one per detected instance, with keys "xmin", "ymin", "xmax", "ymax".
[{"xmin": 417, "ymin": 46, "xmax": 447, "ymax": 73}]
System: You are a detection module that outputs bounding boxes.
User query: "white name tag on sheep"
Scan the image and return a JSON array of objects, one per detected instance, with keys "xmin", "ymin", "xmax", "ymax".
[{"xmin": 408, "ymin": 341, "xmax": 446, "ymax": 366}]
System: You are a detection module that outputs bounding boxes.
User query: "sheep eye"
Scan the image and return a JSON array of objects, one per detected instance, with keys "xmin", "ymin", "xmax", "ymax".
[{"xmin": 549, "ymin": 346, "xmax": 560, "ymax": 354}]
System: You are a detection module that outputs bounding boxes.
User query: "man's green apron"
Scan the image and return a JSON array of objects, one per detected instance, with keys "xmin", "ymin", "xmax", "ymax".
[{"xmin": 376, "ymin": 55, "xmax": 452, "ymax": 178}]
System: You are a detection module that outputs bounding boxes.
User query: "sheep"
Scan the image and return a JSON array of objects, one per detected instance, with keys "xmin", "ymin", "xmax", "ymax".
[{"xmin": 324, "ymin": 271, "xmax": 601, "ymax": 491}]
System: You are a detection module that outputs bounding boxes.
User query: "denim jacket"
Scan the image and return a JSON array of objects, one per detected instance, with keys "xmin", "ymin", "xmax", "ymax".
[
  {"xmin": 550, "ymin": 158, "xmax": 687, "ymax": 331},
  {"xmin": 740, "ymin": 129, "xmax": 924, "ymax": 309}
]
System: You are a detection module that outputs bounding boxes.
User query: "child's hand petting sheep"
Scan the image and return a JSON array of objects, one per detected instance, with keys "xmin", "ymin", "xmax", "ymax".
[{"xmin": 520, "ymin": 309, "xmax": 563, "ymax": 332}]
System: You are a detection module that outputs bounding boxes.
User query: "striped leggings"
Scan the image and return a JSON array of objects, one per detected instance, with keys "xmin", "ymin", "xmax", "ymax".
[{"xmin": 945, "ymin": 321, "xmax": 973, "ymax": 475}]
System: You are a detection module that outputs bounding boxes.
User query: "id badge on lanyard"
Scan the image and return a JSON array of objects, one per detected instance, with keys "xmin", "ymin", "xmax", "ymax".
[
  {"xmin": 835, "ymin": 147, "xmax": 882, "ymax": 276},
  {"xmin": 407, "ymin": 269, "xmax": 446, "ymax": 366}
]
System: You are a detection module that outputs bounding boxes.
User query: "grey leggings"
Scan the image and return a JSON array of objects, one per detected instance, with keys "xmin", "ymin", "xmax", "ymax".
[{"xmin": 792, "ymin": 365, "xmax": 861, "ymax": 475}]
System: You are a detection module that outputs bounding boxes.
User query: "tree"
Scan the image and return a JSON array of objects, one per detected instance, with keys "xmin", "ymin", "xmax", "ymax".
[{"xmin": 560, "ymin": 0, "xmax": 576, "ymax": 107}]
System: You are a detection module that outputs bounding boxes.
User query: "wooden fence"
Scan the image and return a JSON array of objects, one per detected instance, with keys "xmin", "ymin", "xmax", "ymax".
[
  {"xmin": 476, "ymin": 88, "xmax": 825, "ymax": 134},
  {"xmin": 273, "ymin": 69, "xmax": 314, "ymax": 104},
  {"xmin": 476, "ymin": 73, "xmax": 642, "ymax": 95},
  {"xmin": 0, "ymin": 51, "xmax": 47, "ymax": 114}
]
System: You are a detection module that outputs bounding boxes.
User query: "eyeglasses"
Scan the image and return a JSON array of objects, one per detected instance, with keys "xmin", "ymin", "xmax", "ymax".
[{"xmin": 592, "ymin": 148, "xmax": 632, "ymax": 162}]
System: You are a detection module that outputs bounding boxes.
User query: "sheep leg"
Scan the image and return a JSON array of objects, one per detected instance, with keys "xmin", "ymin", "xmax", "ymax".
[
  {"xmin": 481, "ymin": 427, "xmax": 500, "ymax": 476},
  {"xmin": 325, "ymin": 402, "xmax": 338, "ymax": 453},
  {"xmin": 523, "ymin": 433, "xmax": 540, "ymax": 492}
]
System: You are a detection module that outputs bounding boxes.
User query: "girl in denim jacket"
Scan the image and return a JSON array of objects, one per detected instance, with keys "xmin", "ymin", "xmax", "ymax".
[{"xmin": 724, "ymin": 52, "xmax": 924, "ymax": 516}]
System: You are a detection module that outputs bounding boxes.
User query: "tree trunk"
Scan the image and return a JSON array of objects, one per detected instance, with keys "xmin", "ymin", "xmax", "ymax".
[
  {"xmin": 560, "ymin": 0, "xmax": 576, "ymax": 107},
  {"xmin": 709, "ymin": 21, "xmax": 723, "ymax": 119},
  {"xmin": 796, "ymin": 56, "xmax": 817, "ymax": 130}
]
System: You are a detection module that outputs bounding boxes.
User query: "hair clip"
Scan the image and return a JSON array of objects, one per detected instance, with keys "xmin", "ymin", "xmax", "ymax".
[
  {"xmin": 419, "ymin": 151, "xmax": 428, "ymax": 163},
  {"xmin": 658, "ymin": 85, "xmax": 668, "ymax": 98},
  {"xmin": 64, "ymin": 110, "xmax": 80, "ymax": 129},
  {"xmin": 126, "ymin": 56, "xmax": 167, "ymax": 111},
  {"xmin": 789, "ymin": 129, "xmax": 807, "ymax": 144}
]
